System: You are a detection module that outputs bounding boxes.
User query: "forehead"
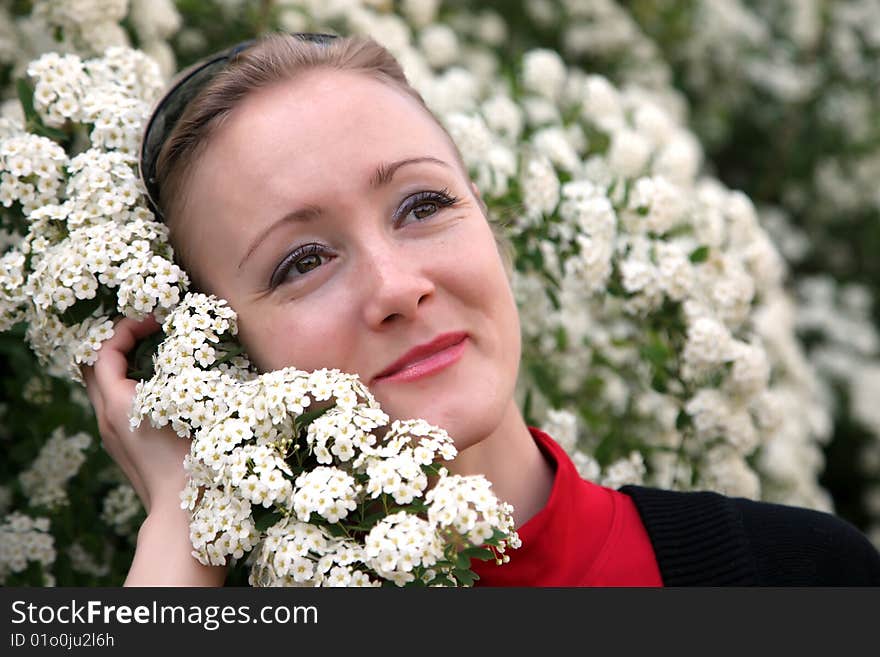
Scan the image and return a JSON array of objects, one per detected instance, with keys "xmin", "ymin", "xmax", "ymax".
[{"xmin": 190, "ymin": 69, "xmax": 456, "ymax": 193}]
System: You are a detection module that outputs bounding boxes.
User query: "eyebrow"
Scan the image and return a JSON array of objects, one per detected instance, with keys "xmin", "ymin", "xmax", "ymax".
[{"xmin": 238, "ymin": 156, "xmax": 452, "ymax": 270}]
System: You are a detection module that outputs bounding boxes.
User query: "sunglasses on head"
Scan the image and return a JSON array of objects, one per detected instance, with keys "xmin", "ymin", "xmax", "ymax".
[{"xmin": 138, "ymin": 32, "xmax": 338, "ymax": 219}]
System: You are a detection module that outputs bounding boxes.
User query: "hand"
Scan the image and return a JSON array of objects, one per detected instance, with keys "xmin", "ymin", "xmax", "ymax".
[{"xmin": 82, "ymin": 315, "xmax": 191, "ymax": 515}]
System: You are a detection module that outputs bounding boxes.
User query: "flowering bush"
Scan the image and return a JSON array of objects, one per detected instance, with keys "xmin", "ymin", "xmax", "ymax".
[
  {"xmin": 0, "ymin": 0, "xmax": 878, "ymax": 584},
  {"xmin": 0, "ymin": 47, "xmax": 185, "ymax": 383}
]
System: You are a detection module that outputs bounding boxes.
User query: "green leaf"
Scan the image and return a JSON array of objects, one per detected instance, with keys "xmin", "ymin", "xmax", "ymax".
[
  {"xmin": 639, "ymin": 339, "xmax": 670, "ymax": 368},
  {"xmin": 59, "ymin": 296, "xmax": 103, "ymax": 325},
  {"xmin": 545, "ymin": 286, "xmax": 560, "ymax": 311},
  {"xmin": 452, "ymin": 568, "xmax": 477, "ymax": 586},
  {"xmin": 324, "ymin": 523, "xmax": 348, "ymax": 538},
  {"xmin": 461, "ymin": 547, "xmax": 494, "ymax": 562},
  {"xmin": 357, "ymin": 508, "xmax": 389, "ymax": 529},
  {"xmin": 210, "ymin": 343, "xmax": 245, "ymax": 367},
  {"xmin": 650, "ymin": 372, "xmax": 668, "ymax": 393},
  {"xmin": 126, "ymin": 330, "xmax": 165, "ymax": 381},
  {"xmin": 400, "ymin": 500, "xmax": 428, "ymax": 515},
  {"xmin": 16, "ymin": 77, "xmax": 68, "ymax": 142},
  {"xmin": 689, "ymin": 246, "xmax": 710, "ymax": 263},
  {"xmin": 252, "ymin": 508, "xmax": 283, "ymax": 532},
  {"xmin": 33, "ymin": 122, "xmax": 69, "ymax": 142},
  {"xmin": 675, "ymin": 409, "xmax": 690, "ymax": 431},
  {"xmin": 15, "ymin": 78, "xmax": 37, "ymax": 124},
  {"xmin": 295, "ymin": 401, "xmax": 336, "ymax": 434},
  {"xmin": 582, "ymin": 123, "xmax": 611, "ymax": 155}
]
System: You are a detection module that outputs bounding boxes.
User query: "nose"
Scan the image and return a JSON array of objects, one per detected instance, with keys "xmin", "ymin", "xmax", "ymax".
[{"xmin": 359, "ymin": 238, "xmax": 435, "ymax": 328}]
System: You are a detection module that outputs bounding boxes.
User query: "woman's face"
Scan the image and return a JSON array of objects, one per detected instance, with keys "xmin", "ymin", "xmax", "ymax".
[{"xmin": 177, "ymin": 68, "xmax": 521, "ymax": 450}]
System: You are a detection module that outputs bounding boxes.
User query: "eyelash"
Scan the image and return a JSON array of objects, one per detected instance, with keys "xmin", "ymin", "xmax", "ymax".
[{"xmin": 269, "ymin": 188, "xmax": 461, "ymax": 289}]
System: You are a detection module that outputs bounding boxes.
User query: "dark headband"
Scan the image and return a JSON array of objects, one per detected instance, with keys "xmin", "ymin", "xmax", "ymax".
[{"xmin": 138, "ymin": 32, "xmax": 338, "ymax": 219}]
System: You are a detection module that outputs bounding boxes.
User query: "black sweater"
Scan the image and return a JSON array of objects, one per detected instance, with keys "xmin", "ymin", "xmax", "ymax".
[{"xmin": 620, "ymin": 485, "xmax": 880, "ymax": 585}]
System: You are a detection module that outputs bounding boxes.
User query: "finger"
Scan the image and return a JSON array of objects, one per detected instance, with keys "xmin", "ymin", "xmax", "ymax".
[
  {"xmin": 93, "ymin": 315, "xmax": 161, "ymax": 383},
  {"xmin": 89, "ymin": 316, "xmax": 149, "ymax": 417}
]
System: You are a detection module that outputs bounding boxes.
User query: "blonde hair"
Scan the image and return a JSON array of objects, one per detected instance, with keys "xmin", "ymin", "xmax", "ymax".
[{"xmin": 153, "ymin": 32, "xmax": 513, "ymax": 277}]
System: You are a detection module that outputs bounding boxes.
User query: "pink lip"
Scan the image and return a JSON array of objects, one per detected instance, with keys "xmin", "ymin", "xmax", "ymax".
[{"xmin": 372, "ymin": 332, "xmax": 468, "ymax": 384}]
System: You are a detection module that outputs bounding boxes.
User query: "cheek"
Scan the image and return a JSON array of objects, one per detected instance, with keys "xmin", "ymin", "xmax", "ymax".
[
  {"xmin": 235, "ymin": 298, "xmax": 360, "ymax": 374},
  {"xmin": 452, "ymin": 225, "xmax": 519, "ymax": 332},
  {"xmin": 436, "ymin": 223, "xmax": 522, "ymax": 379}
]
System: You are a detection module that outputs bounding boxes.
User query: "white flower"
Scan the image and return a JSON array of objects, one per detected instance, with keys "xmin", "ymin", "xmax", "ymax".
[
  {"xmin": 292, "ymin": 467, "xmax": 358, "ymax": 523},
  {"xmin": 699, "ymin": 446, "xmax": 761, "ymax": 500},
  {"xmin": 418, "ymin": 24, "xmax": 459, "ymax": 69},
  {"xmin": 444, "ymin": 112, "xmax": 493, "ymax": 170},
  {"xmin": 600, "ymin": 452, "xmax": 646, "ymax": 489},
  {"xmin": 532, "ymin": 127, "xmax": 581, "ymax": 173},
  {"xmin": 365, "ymin": 512, "xmax": 443, "ymax": 585},
  {"xmin": 608, "ymin": 128, "xmax": 651, "ymax": 178},
  {"xmin": 682, "ymin": 316, "xmax": 735, "ymax": 380},
  {"xmin": 427, "ymin": 474, "xmax": 518, "ymax": 549},
  {"xmin": 401, "ymin": 0, "xmax": 441, "ymax": 28},
  {"xmin": 521, "ymin": 48, "xmax": 567, "ymax": 101},
  {"xmin": 520, "ymin": 153, "xmax": 559, "ymax": 221},
  {"xmin": 0, "ymin": 512, "xmax": 56, "ymax": 583},
  {"xmin": 581, "ymin": 75, "xmax": 624, "ymax": 131},
  {"xmin": 542, "ymin": 409, "xmax": 578, "ymax": 452},
  {"xmin": 19, "ymin": 428, "xmax": 91, "ymax": 509},
  {"xmin": 480, "ymin": 94, "xmax": 523, "ymax": 144}
]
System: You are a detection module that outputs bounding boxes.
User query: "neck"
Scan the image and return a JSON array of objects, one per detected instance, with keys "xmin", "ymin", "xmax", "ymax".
[{"xmin": 448, "ymin": 401, "xmax": 555, "ymax": 529}]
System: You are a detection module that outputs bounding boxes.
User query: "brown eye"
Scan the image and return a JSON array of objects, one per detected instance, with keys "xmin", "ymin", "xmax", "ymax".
[
  {"xmin": 295, "ymin": 253, "xmax": 322, "ymax": 274},
  {"xmin": 412, "ymin": 202, "xmax": 438, "ymax": 220},
  {"xmin": 398, "ymin": 189, "xmax": 460, "ymax": 226},
  {"xmin": 270, "ymin": 242, "xmax": 333, "ymax": 288}
]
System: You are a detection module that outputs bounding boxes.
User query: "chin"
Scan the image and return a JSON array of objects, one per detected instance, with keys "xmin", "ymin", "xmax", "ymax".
[{"xmin": 381, "ymin": 388, "xmax": 505, "ymax": 454}]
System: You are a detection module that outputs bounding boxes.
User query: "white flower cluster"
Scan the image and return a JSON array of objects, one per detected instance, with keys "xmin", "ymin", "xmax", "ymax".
[
  {"xmin": 131, "ymin": 293, "xmax": 250, "ymax": 436},
  {"xmin": 599, "ymin": 451, "xmax": 647, "ymax": 490},
  {"xmin": 750, "ymin": 290, "xmax": 834, "ymax": 510},
  {"xmin": 363, "ymin": 512, "xmax": 444, "ymax": 585},
  {"xmin": 0, "ymin": 0, "xmax": 181, "ymax": 88},
  {"xmin": 535, "ymin": 0, "xmax": 673, "ymax": 93},
  {"xmin": 67, "ymin": 541, "xmax": 111, "ymax": 577},
  {"xmin": 0, "ymin": 132, "xmax": 66, "ymax": 214},
  {"xmin": 427, "ymin": 474, "xmax": 518, "ymax": 548},
  {"xmin": 0, "ymin": 512, "xmax": 56, "ymax": 584},
  {"xmin": 791, "ymin": 276, "xmax": 880, "ymax": 519},
  {"xmin": 100, "ymin": 483, "xmax": 143, "ymax": 536},
  {"xmin": 131, "ymin": 293, "xmax": 519, "ymax": 587},
  {"xmin": 27, "ymin": 48, "xmax": 163, "ymax": 150},
  {"xmin": 32, "ymin": 0, "xmax": 130, "ymax": 56},
  {"xmin": 22, "ymin": 374, "xmax": 52, "ymax": 404},
  {"xmin": 0, "ymin": 48, "xmax": 187, "ymax": 382},
  {"xmin": 128, "ymin": 0, "xmax": 183, "ymax": 78},
  {"xmin": 18, "ymin": 428, "xmax": 91, "ymax": 509}
]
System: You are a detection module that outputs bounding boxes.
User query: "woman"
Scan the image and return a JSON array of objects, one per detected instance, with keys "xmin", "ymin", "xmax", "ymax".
[{"xmin": 83, "ymin": 32, "xmax": 880, "ymax": 586}]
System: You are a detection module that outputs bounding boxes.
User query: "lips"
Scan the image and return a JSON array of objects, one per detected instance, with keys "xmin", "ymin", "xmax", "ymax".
[{"xmin": 372, "ymin": 331, "xmax": 468, "ymax": 383}]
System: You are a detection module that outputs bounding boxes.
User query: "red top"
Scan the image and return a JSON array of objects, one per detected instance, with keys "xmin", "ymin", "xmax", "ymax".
[{"xmin": 471, "ymin": 426, "xmax": 664, "ymax": 586}]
